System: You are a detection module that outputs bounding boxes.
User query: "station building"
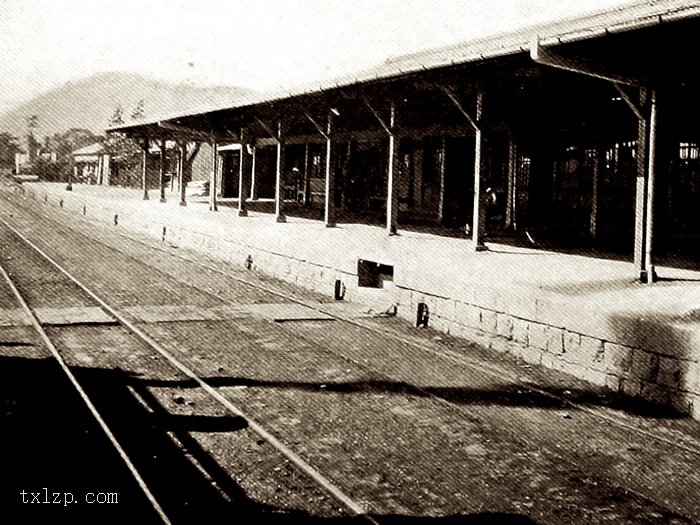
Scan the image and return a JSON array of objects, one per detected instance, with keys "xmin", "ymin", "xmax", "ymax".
[
  {"xmin": 110, "ymin": 0, "xmax": 700, "ymax": 281},
  {"xmin": 104, "ymin": 0, "xmax": 700, "ymax": 415}
]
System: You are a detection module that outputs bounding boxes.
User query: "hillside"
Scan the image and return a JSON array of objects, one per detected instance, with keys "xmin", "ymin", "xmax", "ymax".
[{"xmin": 0, "ymin": 72, "xmax": 254, "ymax": 140}]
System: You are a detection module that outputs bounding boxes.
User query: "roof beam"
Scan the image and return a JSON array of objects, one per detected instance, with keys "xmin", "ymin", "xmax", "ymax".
[
  {"xmin": 304, "ymin": 112, "xmax": 330, "ymax": 140},
  {"xmin": 439, "ymin": 86, "xmax": 480, "ymax": 132},
  {"xmin": 530, "ymin": 35, "xmax": 645, "ymax": 87},
  {"xmin": 157, "ymin": 121, "xmax": 231, "ymax": 142},
  {"xmin": 363, "ymin": 98, "xmax": 393, "ymax": 136},
  {"xmin": 254, "ymin": 117, "xmax": 279, "ymax": 142},
  {"xmin": 613, "ymin": 83, "xmax": 645, "ymax": 121}
]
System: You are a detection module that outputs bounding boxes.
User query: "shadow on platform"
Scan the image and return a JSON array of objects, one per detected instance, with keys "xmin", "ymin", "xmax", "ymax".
[{"xmin": 143, "ymin": 374, "xmax": 687, "ymax": 420}]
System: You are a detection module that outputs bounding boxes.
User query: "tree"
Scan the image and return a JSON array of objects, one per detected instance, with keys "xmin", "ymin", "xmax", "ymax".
[
  {"xmin": 26, "ymin": 115, "xmax": 39, "ymax": 132},
  {"xmin": 46, "ymin": 128, "xmax": 102, "ymax": 159},
  {"xmin": 0, "ymin": 131, "xmax": 19, "ymax": 169},
  {"xmin": 109, "ymin": 105, "xmax": 125, "ymax": 126},
  {"xmin": 44, "ymin": 128, "xmax": 103, "ymax": 182},
  {"xmin": 131, "ymin": 100, "xmax": 145, "ymax": 120},
  {"xmin": 104, "ymin": 132, "xmax": 142, "ymax": 187}
]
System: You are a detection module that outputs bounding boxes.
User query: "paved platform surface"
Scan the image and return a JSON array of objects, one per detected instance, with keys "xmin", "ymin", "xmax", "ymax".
[{"xmin": 11, "ymin": 181, "xmax": 700, "ymax": 417}]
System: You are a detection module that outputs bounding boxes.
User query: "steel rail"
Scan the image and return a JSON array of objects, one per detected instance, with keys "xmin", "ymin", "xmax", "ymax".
[
  {"xmin": 0, "ymin": 259, "xmax": 172, "ymax": 525},
  {"xmin": 0, "ymin": 217, "xmax": 379, "ymax": 525}
]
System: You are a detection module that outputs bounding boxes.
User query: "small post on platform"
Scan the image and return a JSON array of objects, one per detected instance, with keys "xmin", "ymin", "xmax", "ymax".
[
  {"xmin": 275, "ymin": 120, "xmax": 286, "ymax": 223},
  {"xmin": 210, "ymin": 140, "xmax": 218, "ymax": 212},
  {"xmin": 324, "ymin": 112, "xmax": 336, "ymax": 228},
  {"xmin": 471, "ymin": 91, "xmax": 487, "ymax": 251},
  {"xmin": 159, "ymin": 139, "xmax": 167, "ymax": 203},
  {"xmin": 386, "ymin": 101, "xmax": 400, "ymax": 235},
  {"xmin": 141, "ymin": 137, "xmax": 149, "ymax": 200}
]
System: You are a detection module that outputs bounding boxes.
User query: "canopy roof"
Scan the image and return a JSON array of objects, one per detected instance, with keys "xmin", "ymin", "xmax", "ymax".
[{"xmin": 108, "ymin": 0, "xmax": 700, "ymax": 142}]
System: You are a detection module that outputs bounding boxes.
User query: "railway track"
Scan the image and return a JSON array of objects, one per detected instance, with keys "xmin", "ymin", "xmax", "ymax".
[
  {"xmin": 0, "ymin": 218, "xmax": 377, "ymax": 524},
  {"xmin": 2, "ymin": 189, "xmax": 700, "ymax": 523}
]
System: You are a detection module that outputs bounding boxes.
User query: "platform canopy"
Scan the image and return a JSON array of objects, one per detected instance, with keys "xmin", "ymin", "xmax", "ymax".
[
  {"xmin": 107, "ymin": 0, "xmax": 700, "ymax": 144},
  {"xmin": 106, "ymin": 0, "xmax": 700, "ymax": 281}
]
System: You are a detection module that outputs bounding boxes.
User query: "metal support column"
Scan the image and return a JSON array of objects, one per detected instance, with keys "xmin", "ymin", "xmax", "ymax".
[
  {"xmin": 505, "ymin": 135, "xmax": 517, "ymax": 229},
  {"xmin": 589, "ymin": 145, "xmax": 604, "ymax": 239},
  {"xmin": 386, "ymin": 102, "xmax": 400, "ymax": 235},
  {"xmin": 642, "ymin": 90, "xmax": 659, "ymax": 283},
  {"xmin": 250, "ymin": 146, "xmax": 257, "ymax": 200},
  {"xmin": 67, "ymin": 164, "xmax": 75, "ymax": 191},
  {"xmin": 437, "ymin": 137, "xmax": 446, "ymax": 224},
  {"xmin": 471, "ymin": 91, "xmax": 487, "ymax": 251},
  {"xmin": 275, "ymin": 121, "xmax": 286, "ymax": 223},
  {"xmin": 633, "ymin": 89, "xmax": 649, "ymax": 276},
  {"xmin": 209, "ymin": 141, "xmax": 218, "ymax": 212},
  {"xmin": 324, "ymin": 113, "xmax": 336, "ymax": 228},
  {"xmin": 178, "ymin": 144, "xmax": 187, "ymax": 207},
  {"xmin": 303, "ymin": 142, "xmax": 311, "ymax": 206},
  {"xmin": 159, "ymin": 139, "xmax": 167, "ymax": 203},
  {"xmin": 238, "ymin": 132, "xmax": 250, "ymax": 217},
  {"xmin": 141, "ymin": 138, "xmax": 149, "ymax": 200}
]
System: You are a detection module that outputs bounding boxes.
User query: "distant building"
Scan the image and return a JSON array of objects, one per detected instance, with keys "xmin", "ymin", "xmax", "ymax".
[
  {"xmin": 15, "ymin": 132, "xmax": 55, "ymax": 174},
  {"xmin": 72, "ymin": 142, "xmax": 110, "ymax": 185}
]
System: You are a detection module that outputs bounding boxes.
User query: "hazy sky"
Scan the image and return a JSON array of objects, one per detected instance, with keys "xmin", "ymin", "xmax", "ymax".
[{"xmin": 0, "ymin": 0, "xmax": 634, "ymax": 114}]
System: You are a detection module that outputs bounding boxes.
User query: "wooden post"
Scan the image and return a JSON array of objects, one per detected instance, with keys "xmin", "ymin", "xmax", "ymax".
[
  {"xmin": 159, "ymin": 139, "xmax": 167, "ymax": 203},
  {"xmin": 471, "ymin": 91, "xmax": 487, "ymax": 251},
  {"xmin": 209, "ymin": 140, "xmax": 218, "ymax": 212},
  {"xmin": 642, "ymin": 89, "xmax": 658, "ymax": 283},
  {"xmin": 633, "ymin": 89, "xmax": 648, "ymax": 276},
  {"xmin": 386, "ymin": 102, "xmax": 400, "ymax": 235},
  {"xmin": 275, "ymin": 121, "xmax": 286, "ymax": 222},
  {"xmin": 437, "ymin": 137, "xmax": 446, "ymax": 224},
  {"xmin": 178, "ymin": 143, "xmax": 187, "ymax": 206},
  {"xmin": 324, "ymin": 113, "xmax": 336, "ymax": 227},
  {"xmin": 505, "ymin": 135, "xmax": 517, "ymax": 229},
  {"xmin": 238, "ymin": 133, "xmax": 249, "ymax": 217},
  {"xmin": 142, "ymin": 137, "xmax": 149, "ymax": 200}
]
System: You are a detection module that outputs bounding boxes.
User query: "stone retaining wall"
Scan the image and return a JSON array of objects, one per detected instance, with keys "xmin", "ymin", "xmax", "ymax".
[{"xmin": 15, "ymin": 184, "xmax": 700, "ymax": 420}]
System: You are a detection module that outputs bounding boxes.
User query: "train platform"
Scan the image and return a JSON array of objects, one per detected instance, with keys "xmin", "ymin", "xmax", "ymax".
[{"xmin": 10, "ymin": 181, "xmax": 700, "ymax": 420}]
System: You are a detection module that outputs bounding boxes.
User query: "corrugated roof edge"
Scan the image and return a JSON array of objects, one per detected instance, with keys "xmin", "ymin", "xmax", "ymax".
[{"xmin": 108, "ymin": 0, "xmax": 700, "ymax": 134}]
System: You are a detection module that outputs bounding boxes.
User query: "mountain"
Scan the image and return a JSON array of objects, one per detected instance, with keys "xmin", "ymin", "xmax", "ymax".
[{"xmin": 0, "ymin": 72, "xmax": 255, "ymax": 140}]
